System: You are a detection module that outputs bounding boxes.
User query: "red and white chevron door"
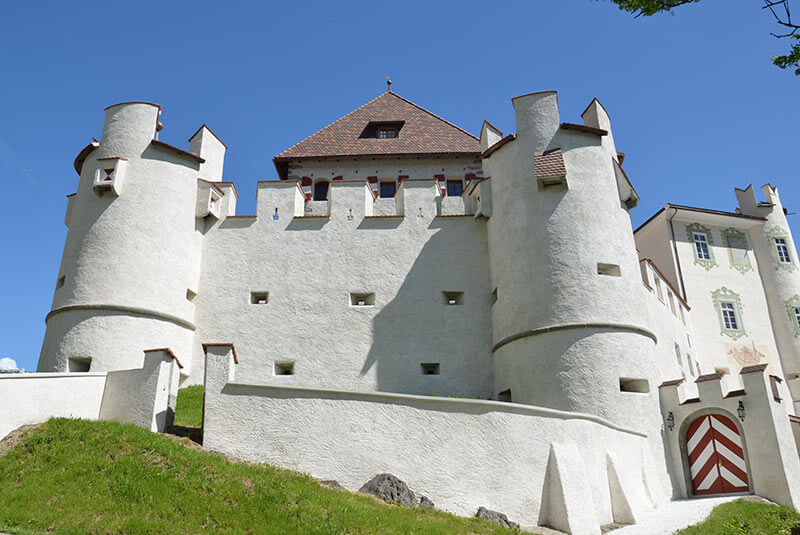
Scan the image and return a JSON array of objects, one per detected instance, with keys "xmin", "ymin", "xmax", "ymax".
[{"xmin": 687, "ymin": 413, "xmax": 749, "ymax": 495}]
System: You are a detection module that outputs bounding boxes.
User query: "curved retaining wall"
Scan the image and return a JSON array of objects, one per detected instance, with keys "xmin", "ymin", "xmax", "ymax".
[{"xmin": 203, "ymin": 345, "xmax": 668, "ymax": 533}]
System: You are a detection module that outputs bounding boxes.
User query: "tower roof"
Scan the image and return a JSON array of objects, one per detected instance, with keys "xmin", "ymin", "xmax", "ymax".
[{"xmin": 273, "ymin": 91, "xmax": 479, "ymax": 177}]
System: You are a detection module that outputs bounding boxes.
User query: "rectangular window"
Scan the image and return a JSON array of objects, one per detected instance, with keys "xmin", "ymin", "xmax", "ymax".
[
  {"xmin": 654, "ymin": 277, "xmax": 664, "ymax": 302},
  {"xmin": 776, "ymin": 237, "xmax": 791, "ymax": 263},
  {"xmin": 443, "ymin": 291, "xmax": 464, "ymax": 305},
  {"xmin": 274, "ymin": 362, "xmax": 294, "ymax": 376},
  {"xmin": 314, "ymin": 181, "xmax": 329, "ymax": 201},
  {"xmin": 619, "ymin": 377, "xmax": 650, "ymax": 393},
  {"xmin": 380, "ymin": 181, "xmax": 396, "ymax": 198},
  {"xmin": 497, "ymin": 389, "xmax": 512, "ymax": 402},
  {"xmin": 446, "ymin": 180, "xmax": 463, "ymax": 197},
  {"xmin": 378, "ymin": 128, "xmax": 397, "ymax": 139},
  {"xmin": 420, "ymin": 363, "xmax": 440, "ymax": 375},
  {"xmin": 250, "ymin": 292, "xmax": 269, "ymax": 305},
  {"xmin": 674, "ymin": 343, "xmax": 683, "ymax": 367},
  {"xmin": 693, "ymin": 232, "xmax": 711, "ymax": 260},
  {"xmin": 350, "ymin": 293, "xmax": 375, "ymax": 306},
  {"xmin": 68, "ymin": 357, "xmax": 91, "ymax": 373},
  {"xmin": 597, "ymin": 263, "xmax": 621, "ymax": 277},
  {"xmin": 721, "ymin": 302, "xmax": 738, "ymax": 330},
  {"xmin": 794, "ymin": 307, "xmax": 800, "ymax": 330},
  {"xmin": 668, "ymin": 291, "xmax": 676, "ymax": 316}
]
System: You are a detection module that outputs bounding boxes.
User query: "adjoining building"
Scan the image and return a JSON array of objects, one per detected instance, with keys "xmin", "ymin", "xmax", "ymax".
[{"xmin": 21, "ymin": 89, "xmax": 800, "ymax": 532}]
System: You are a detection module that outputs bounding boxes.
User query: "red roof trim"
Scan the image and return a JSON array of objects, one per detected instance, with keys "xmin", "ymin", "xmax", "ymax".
[
  {"xmin": 143, "ymin": 347, "xmax": 184, "ymax": 369},
  {"xmin": 481, "ymin": 134, "xmax": 516, "ymax": 159},
  {"xmin": 188, "ymin": 123, "xmax": 227, "ymax": 149},
  {"xmin": 201, "ymin": 343, "xmax": 239, "ymax": 364},
  {"xmin": 560, "ymin": 122, "xmax": 608, "ymax": 136}
]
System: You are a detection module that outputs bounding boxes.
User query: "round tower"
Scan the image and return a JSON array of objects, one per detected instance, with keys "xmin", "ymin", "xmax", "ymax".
[
  {"xmin": 737, "ymin": 184, "xmax": 800, "ymax": 414},
  {"xmin": 482, "ymin": 91, "xmax": 658, "ymax": 427},
  {"xmin": 38, "ymin": 102, "xmax": 204, "ymax": 376}
]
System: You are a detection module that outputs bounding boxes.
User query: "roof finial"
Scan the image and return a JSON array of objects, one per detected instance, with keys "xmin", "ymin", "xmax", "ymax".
[{"xmin": 385, "ymin": 75, "xmax": 392, "ymax": 92}]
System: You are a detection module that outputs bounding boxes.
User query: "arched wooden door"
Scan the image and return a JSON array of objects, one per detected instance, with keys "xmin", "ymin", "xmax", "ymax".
[{"xmin": 687, "ymin": 413, "xmax": 749, "ymax": 495}]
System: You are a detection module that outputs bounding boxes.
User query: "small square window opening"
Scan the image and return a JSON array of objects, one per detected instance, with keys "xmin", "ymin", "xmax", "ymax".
[
  {"xmin": 420, "ymin": 363, "xmax": 440, "ymax": 375},
  {"xmin": 251, "ymin": 292, "xmax": 269, "ymax": 305},
  {"xmin": 619, "ymin": 377, "xmax": 650, "ymax": 393},
  {"xmin": 378, "ymin": 128, "xmax": 397, "ymax": 139},
  {"xmin": 350, "ymin": 293, "xmax": 375, "ymax": 306},
  {"xmin": 274, "ymin": 362, "xmax": 294, "ymax": 376},
  {"xmin": 497, "ymin": 389, "xmax": 512, "ymax": 402},
  {"xmin": 443, "ymin": 291, "xmax": 464, "ymax": 305},
  {"xmin": 597, "ymin": 263, "xmax": 621, "ymax": 277},
  {"xmin": 56, "ymin": 275, "xmax": 65, "ymax": 289},
  {"xmin": 186, "ymin": 289, "xmax": 197, "ymax": 302}
]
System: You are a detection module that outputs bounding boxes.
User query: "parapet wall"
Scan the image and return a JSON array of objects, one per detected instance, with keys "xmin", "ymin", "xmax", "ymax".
[
  {"xmin": 203, "ymin": 344, "xmax": 668, "ymax": 534},
  {"xmin": 0, "ymin": 349, "xmax": 180, "ymax": 440}
]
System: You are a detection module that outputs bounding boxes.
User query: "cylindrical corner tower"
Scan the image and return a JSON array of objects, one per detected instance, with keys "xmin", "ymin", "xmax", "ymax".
[
  {"xmin": 483, "ymin": 91, "xmax": 657, "ymax": 427},
  {"xmin": 38, "ymin": 102, "xmax": 203, "ymax": 376}
]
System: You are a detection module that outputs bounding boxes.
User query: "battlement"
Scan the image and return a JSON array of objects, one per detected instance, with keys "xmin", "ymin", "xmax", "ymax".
[
  {"xmin": 658, "ymin": 364, "xmax": 784, "ymax": 410},
  {"xmin": 238, "ymin": 177, "xmax": 476, "ymax": 223}
]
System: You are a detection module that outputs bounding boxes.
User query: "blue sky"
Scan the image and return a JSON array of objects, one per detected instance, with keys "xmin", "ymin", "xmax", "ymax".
[{"xmin": 1, "ymin": 1, "xmax": 797, "ymax": 371}]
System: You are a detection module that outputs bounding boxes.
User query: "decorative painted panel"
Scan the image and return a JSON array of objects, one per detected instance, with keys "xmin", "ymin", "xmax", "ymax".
[{"xmin": 721, "ymin": 228, "xmax": 752, "ymax": 274}]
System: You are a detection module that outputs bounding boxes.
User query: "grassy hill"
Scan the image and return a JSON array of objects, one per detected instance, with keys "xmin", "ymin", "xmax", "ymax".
[{"xmin": 0, "ymin": 418, "xmax": 518, "ymax": 535}]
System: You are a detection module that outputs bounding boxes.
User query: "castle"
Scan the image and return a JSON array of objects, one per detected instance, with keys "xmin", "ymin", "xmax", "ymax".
[{"xmin": 4, "ymin": 89, "xmax": 800, "ymax": 533}]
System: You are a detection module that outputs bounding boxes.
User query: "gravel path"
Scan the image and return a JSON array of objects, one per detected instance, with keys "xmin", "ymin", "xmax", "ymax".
[{"xmin": 611, "ymin": 496, "xmax": 740, "ymax": 535}]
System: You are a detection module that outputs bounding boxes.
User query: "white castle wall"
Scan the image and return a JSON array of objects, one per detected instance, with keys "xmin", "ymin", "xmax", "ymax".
[
  {"xmin": 203, "ymin": 345, "xmax": 665, "ymax": 534},
  {"xmin": 191, "ymin": 178, "xmax": 494, "ymax": 397},
  {"xmin": 0, "ymin": 349, "xmax": 180, "ymax": 440},
  {"xmin": 0, "ymin": 372, "xmax": 106, "ymax": 439},
  {"xmin": 39, "ymin": 103, "xmax": 207, "ymax": 376}
]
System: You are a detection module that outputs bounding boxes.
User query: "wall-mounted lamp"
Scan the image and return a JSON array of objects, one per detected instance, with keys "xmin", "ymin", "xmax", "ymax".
[
  {"xmin": 737, "ymin": 401, "xmax": 746, "ymax": 422},
  {"xmin": 666, "ymin": 412, "xmax": 675, "ymax": 431}
]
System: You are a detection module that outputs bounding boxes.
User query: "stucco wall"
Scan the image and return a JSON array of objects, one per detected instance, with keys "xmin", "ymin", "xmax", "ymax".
[
  {"xmin": 203, "ymin": 346, "xmax": 665, "ymax": 533},
  {"xmin": 39, "ymin": 102, "xmax": 203, "ymax": 376},
  {"xmin": 99, "ymin": 350, "xmax": 181, "ymax": 432},
  {"xmin": 0, "ymin": 373, "xmax": 106, "ymax": 439},
  {"xmin": 192, "ymin": 179, "xmax": 494, "ymax": 398}
]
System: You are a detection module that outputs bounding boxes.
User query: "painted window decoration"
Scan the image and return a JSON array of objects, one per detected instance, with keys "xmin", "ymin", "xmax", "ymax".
[
  {"xmin": 721, "ymin": 228, "xmax": 752, "ymax": 274},
  {"xmin": 712, "ymin": 287, "xmax": 746, "ymax": 340},
  {"xmin": 686, "ymin": 223, "xmax": 717, "ymax": 269},
  {"xmin": 785, "ymin": 295, "xmax": 800, "ymax": 337},
  {"xmin": 767, "ymin": 226, "xmax": 796, "ymax": 272}
]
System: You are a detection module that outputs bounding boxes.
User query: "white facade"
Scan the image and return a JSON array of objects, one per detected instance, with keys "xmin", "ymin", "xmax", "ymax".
[{"xmin": 25, "ymin": 91, "xmax": 800, "ymax": 533}]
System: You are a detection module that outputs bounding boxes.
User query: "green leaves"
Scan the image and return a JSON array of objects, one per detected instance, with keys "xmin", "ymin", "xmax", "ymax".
[
  {"xmin": 772, "ymin": 35, "xmax": 800, "ymax": 74},
  {"xmin": 605, "ymin": 0, "xmax": 700, "ymax": 16}
]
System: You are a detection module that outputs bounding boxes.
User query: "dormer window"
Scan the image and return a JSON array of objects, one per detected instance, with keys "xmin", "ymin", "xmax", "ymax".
[{"xmin": 359, "ymin": 121, "xmax": 405, "ymax": 139}]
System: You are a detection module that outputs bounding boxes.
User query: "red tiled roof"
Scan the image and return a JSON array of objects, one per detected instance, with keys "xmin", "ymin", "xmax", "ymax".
[
  {"xmin": 534, "ymin": 149, "xmax": 566, "ymax": 178},
  {"xmin": 274, "ymin": 91, "xmax": 479, "ymax": 165}
]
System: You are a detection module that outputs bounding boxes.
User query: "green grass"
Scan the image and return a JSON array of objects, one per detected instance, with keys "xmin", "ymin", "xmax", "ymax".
[
  {"xmin": 0, "ymin": 419, "xmax": 517, "ymax": 535},
  {"xmin": 676, "ymin": 499, "xmax": 800, "ymax": 535},
  {"xmin": 173, "ymin": 385, "xmax": 204, "ymax": 427}
]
